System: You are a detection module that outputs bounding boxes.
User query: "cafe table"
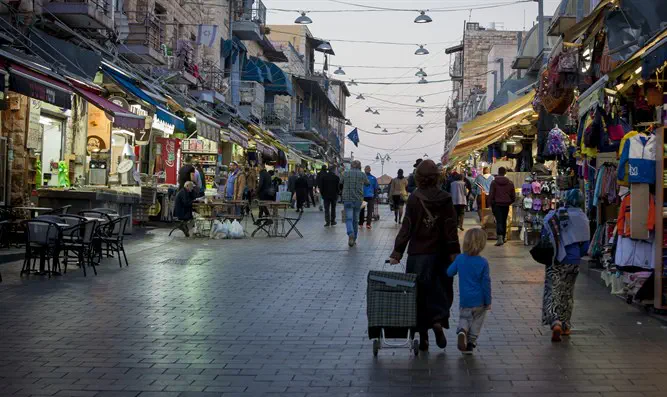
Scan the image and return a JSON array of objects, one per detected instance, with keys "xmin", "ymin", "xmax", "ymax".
[{"xmin": 13, "ymin": 206, "xmax": 53, "ymax": 219}]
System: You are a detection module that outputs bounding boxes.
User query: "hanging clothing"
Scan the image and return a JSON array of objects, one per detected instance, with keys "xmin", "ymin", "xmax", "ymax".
[
  {"xmin": 616, "ymin": 194, "xmax": 655, "ymax": 238},
  {"xmin": 615, "ymin": 236, "xmax": 655, "ymax": 269},
  {"xmin": 592, "ymin": 164, "xmax": 618, "ymax": 207},
  {"xmin": 617, "ymin": 130, "xmax": 640, "ymax": 186},
  {"xmin": 618, "ymin": 133, "xmax": 656, "ymax": 184}
]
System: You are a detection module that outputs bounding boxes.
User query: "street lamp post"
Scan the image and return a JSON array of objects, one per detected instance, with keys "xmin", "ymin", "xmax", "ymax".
[{"xmin": 376, "ymin": 153, "xmax": 391, "ymax": 175}]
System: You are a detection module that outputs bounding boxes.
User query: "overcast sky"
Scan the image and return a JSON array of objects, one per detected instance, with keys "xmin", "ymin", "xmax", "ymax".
[{"xmin": 263, "ymin": 0, "xmax": 563, "ymax": 176}]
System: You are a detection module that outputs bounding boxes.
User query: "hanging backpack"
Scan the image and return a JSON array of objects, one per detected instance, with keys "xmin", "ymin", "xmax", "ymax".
[
  {"xmin": 583, "ymin": 108, "xmax": 603, "ymax": 148},
  {"xmin": 546, "ymin": 127, "xmax": 567, "ymax": 156}
]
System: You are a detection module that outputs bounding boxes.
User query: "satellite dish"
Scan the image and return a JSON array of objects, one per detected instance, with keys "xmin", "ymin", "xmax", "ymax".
[{"xmin": 117, "ymin": 159, "xmax": 134, "ymax": 174}]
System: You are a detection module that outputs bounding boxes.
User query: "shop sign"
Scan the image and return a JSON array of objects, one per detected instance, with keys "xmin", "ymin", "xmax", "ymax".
[
  {"xmin": 10, "ymin": 73, "xmax": 71, "ymax": 109},
  {"xmin": 152, "ymin": 116, "xmax": 175, "ymax": 136},
  {"xmin": 27, "ymin": 99, "xmax": 42, "ymax": 151}
]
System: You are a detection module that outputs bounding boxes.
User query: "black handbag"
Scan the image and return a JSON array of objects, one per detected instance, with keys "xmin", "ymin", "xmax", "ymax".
[{"xmin": 530, "ymin": 233, "xmax": 554, "ymax": 266}]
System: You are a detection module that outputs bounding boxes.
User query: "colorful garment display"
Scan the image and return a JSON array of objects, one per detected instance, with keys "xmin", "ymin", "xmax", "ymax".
[
  {"xmin": 592, "ymin": 163, "xmax": 618, "ymax": 206},
  {"xmin": 618, "ymin": 133, "xmax": 656, "ymax": 184},
  {"xmin": 616, "ymin": 194, "xmax": 655, "ymax": 238}
]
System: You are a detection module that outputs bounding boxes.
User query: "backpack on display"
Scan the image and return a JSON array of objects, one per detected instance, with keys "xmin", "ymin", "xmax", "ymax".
[{"xmin": 546, "ymin": 127, "xmax": 568, "ymax": 156}]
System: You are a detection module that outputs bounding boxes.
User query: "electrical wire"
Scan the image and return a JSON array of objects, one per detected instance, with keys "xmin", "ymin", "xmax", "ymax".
[{"xmin": 271, "ymin": 0, "xmax": 533, "ymax": 13}]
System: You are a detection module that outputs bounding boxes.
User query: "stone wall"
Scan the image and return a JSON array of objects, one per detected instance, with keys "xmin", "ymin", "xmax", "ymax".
[
  {"xmin": 2, "ymin": 93, "xmax": 29, "ymax": 205},
  {"xmin": 462, "ymin": 29, "xmax": 521, "ymax": 98}
]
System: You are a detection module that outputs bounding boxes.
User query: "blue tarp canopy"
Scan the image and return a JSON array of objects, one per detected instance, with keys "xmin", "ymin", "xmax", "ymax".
[
  {"xmin": 102, "ymin": 65, "xmax": 185, "ymax": 131},
  {"xmin": 253, "ymin": 57, "xmax": 273, "ymax": 83},
  {"xmin": 222, "ymin": 37, "xmax": 247, "ymax": 64},
  {"xmin": 264, "ymin": 62, "xmax": 294, "ymax": 96},
  {"xmin": 241, "ymin": 57, "xmax": 264, "ymax": 83}
]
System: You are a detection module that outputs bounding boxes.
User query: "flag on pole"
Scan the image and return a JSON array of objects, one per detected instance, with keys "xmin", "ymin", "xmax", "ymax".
[
  {"xmin": 347, "ymin": 128, "xmax": 359, "ymax": 147},
  {"xmin": 197, "ymin": 24, "xmax": 218, "ymax": 48}
]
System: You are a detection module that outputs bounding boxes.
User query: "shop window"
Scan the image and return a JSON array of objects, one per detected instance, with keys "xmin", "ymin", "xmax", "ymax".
[{"xmin": 39, "ymin": 114, "xmax": 65, "ymax": 187}]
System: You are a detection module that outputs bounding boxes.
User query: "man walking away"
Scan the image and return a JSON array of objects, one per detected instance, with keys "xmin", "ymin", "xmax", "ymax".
[
  {"xmin": 257, "ymin": 164, "xmax": 273, "ymax": 218},
  {"xmin": 294, "ymin": 168, "xmax": 309, "ymax": 213},
  {"xmin": 488, "ymin": 167, "xmax": 516, "ymax": 246},
  {"xmin": 316, "ymin": 166, "xmax": 327, "ymax": 211},
  {"xmin": 341, "ymin": 160, "xmax": 369, "ymax": 247},
  {"xmin": 358, "ymin": 165, "xmax": 378, "ymax": 230},
  {"xmin": 450, "ymin": 173, "xmax": 468, "ymax": 231},
  {"xmin": 287, "ymin": 171, "xmax": 297, "ymax": 208},
  {"xmin": 178, "ymin": 156, "xmax": 195, "ymax": 190},
  {"xmin": 318, "ymin": 165, "xmax": 340, "ymax": 227},
  {"xmin": 306, "ymin": 171, "xmax": 316, "ymax": 208}
]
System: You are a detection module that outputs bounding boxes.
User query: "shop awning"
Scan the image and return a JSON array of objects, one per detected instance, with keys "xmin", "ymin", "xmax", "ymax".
[
  {"xmin": 103, "ymin": 65, "xmax": 185, "ymax": 131},
  {"xmin": 241, "ymin": 57, "xmax": 264, "ymax": 83},
  {"xmin": 187, "ymin": 108, "xmax": 220, "ymax": 141},
  {"xmin": 294, "ymin": 77, "xmax": 345, "ymax": 119},
  {"xmin": 253, "ymin": 57, "xmax": 273, "ymax": 83},
  {"xmin": 264, "ymin": 62, "xmax": 294, "ymax": 96},
  {"xmin": 228, "ymin": 124, "xmax": 249, "ymax": 148},
  {"xmin": 457, "ymin": 90, "xmax": 536, "ymax": 141},
  {"xmin": 8, "ymin": 63, "xmax": 72, "ymax": 109},
  {"xmin": 73, "ymin": 85, "xmax": 145, "ymax": 130}
]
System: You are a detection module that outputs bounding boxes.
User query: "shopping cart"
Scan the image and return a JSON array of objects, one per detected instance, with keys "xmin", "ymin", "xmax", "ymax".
[{"xmin": 367, "ymin": 261, "xmax": 419, "ymax": 357}]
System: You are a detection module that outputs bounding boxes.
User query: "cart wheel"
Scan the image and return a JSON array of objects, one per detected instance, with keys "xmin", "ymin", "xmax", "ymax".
[
  {"xmin": 412, "ymin": 339, "xmax": 419, "ymax": 356},
  {"xmin": 372, "ymin": 339, "xmax": 380, "ymax": 357}
]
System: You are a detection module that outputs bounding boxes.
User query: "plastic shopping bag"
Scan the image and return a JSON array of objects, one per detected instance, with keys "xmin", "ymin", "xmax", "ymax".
[
  {"xmin": 210, "ymin": 220, "xmax": 225, "ymax": 239},
  {"xmin": 230, "ymin": 220, "xmax": 244, "ymax": 239},
  {"xmin": 220, "ymin": 220, "xmax": 232, "ymax": 239}
]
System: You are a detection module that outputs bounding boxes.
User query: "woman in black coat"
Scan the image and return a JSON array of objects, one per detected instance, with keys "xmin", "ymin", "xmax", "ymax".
[
  {"xmin": 173, "ymin": 181, "xmax": 196, "ymax": 236},
  {"xmin": 294, "ymin": 168, "xmax": 309, "ymax": 213}
]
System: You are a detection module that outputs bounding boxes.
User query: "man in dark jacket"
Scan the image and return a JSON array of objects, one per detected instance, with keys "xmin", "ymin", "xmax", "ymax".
[
  {"xmin": 316, "ymin": 166, "xmax": 327, "ymax": 211},
  {"xmin": 406, "ymin": 158, "xmax": 422, "ymax": 193},
  {"xmin": 173, "ymin": 181, "xmax": 196, "ymax": 237},
  {"xmin": 306, "ymin": 171, "xmax": 316, "ymax": 208},
  {"xmin": 287, "ymin": 171, "xmax": 297, "ymax": 208},
  {"xmin": 318, "ymin": 165, "xmax": 340, "ymax": 227},
  {"xmin": 294, "ymin": 168, "xmax": 309, "ymax": 213},
  {"xmin": 257, "ymin": 165, "xmax": 273, "ymax": 218},
  {"xmin": 488, "ymin": 167, "xmax": 516, "ymax": 246}
]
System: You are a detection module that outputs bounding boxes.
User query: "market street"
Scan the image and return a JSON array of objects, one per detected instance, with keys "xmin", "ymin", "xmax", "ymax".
[{"xmin": 0, "ymin": 209, "xmax": 666, "ymax": 397}]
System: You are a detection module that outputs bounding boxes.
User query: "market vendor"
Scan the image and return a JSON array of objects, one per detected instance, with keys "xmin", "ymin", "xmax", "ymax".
[{"xmin": 174, "ymin": 181, "xmax": 196, "ymax": 237}]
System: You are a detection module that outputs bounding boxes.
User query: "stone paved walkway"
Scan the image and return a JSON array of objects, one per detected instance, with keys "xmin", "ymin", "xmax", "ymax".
[{"xmin": 1, "ymin": 206, "xmax": 667, "ymax": 397}]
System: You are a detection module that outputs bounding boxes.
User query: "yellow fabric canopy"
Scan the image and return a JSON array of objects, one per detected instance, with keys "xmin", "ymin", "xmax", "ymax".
[{"xmin": 457, "ymin": 90, "xmax": 535, "ymax": 141}]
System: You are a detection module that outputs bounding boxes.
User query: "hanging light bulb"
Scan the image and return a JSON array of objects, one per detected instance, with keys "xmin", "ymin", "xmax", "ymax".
[
  {"xmin": 417, "ymin": 125, "xmax": 423, "ymax": 130},
  {"xmin": 373, "ymin": 109, "xmax": 380, "ymax": 115},
  {"xmin": 348, "ymin": 79, "xmax": 358, "ymax": 86},
  {"xmin": 345, "ymin": 119, "xmax": 352, "ymax": 126},
  {"xmin": 416, "ymin": 108, "xmax": 424, "ymax": 114},
  {"xmin": 414, "ymin": 10, "xmax": 432, "ymax": 24},
  {"xmin": 365, "ymin": 107, "xmax": 373, "ymax": 113},
  {"xmin": 356, "ymin": 93, "xmax": 365, "ymax": 100},
  {"xmin": 416, "ymin": 113, "xmax": 424, "ymax": 118},
  {"xmin": 415, "ymin": 45, "xmax": 429, "ymax": 55},
  {"xmin": 317, "ymin": 42, "xmax": 333, "ymax": 51},
  {"xmin": 294, "ymin": 11, "xmax": 312, "ymax": 24},
  {"xmin": 382, "ymin": 128, "xmax": 388, "ymax": 132},
  {"xmin": 374, "ymin": 124, "xmax": 381, "ymax": 129},
  {"xmin": 333, "ymin": 66, "xmax": 345, "ymax": 75},
  {"xmin": 418, "ymin": 77, "xmax": 428, "ymax": 84},
  {"xmin": 416, "ymin": 96, "xmax": 425, "ymax": 103},
  {"xmin": 415, "ymin": 68, "xmax": 427, "ymax": 77}
]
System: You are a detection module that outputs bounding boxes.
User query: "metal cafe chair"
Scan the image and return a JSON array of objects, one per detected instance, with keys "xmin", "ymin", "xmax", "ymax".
[
  {"xmin": 21, "ymin": 219, "xmax": 62, "ymax": 277},
  {"xmin": 42, "ymin": 205, "xmax": 72, "ymax": 216},
  {"xmin": 61, "ymin": 219, "xmax": 99, "ymax": 277},
  {"xmin": 98, "ymin": 215, "xmax": 130, "ymax": 268}
]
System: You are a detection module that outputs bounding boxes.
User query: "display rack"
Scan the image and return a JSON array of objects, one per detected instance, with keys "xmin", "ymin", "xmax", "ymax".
[{"xmin": 654, "ymin": 126, "xmax": 666, "ymax": 310}]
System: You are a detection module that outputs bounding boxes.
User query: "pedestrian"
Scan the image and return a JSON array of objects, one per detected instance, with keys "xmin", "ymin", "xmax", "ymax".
[
  {"xmin": 287, "ymin": 171, "xmax": 297, "ymax": 208},
  {"xmin": 223, "ymin": 161, "xmax": 240, "ymax": 200},
  {"xmin": 389, "ymin": 169, "xmax": 408, "ymax": 223},
  {"xmin": 488, "ymin": 167, "xmax": 515, "ymax": 246},
  {"xmin": 245, "ymin": 165, "xmax": 258, "ymax": 212},
  {"xmin": 406, "ymin": 158, "xmax": 422, "ymax": 193},
  {"xmin": 257, "ymin": 164, "xmax": 273, "ymax": 218},
  {"xmin": 358, "ymin": 165, "xmax": 378, "ymax": 230},
  {"xmin": 341, "ymin": 160, "xmax": 369, "ymax": 247},
  {"xmin": 450, "ymin": 173, "xmax": 467, "ymax": 231},
  {"xmin": 316, "ymin": 166, "xmax": 327, "ymax": 211},
  {"xmin": 178, "ymin": 155, "xmax": 195, "ymax": 190},
  {"xmin": 193, "ymin": 161, "xmax": 206, "ymax": 198},
  {"xmin": 318, "ymin": 165, "xmax": 340, "ymax": 227},
  {"xmin": 173, "ymin": 181, "xmax": 196, "ymax": 237},
  {"xmin": 270, "ymin": 170, "xmax": 282, "ymax": 193},
  {"xmin": 307, "ymin": 171, "xmax": 316, "ymax": 208},
  {"xmin": 447, "ymin": 228, "xmax": 492, "ymax": 355},
  {"xmin": 474, "ymin": 166, "xmax": 494, "ymax": 220},
  {"xmin": 294, "ymin": 168, "xmax": 309, "ymax": 213},
  {"xmin": 541, "ymin": 189, "xmax": 590, "ymax": 342},
  {"xmin": 388, "ymin": 159, "xmax": 461, "ymax": 352}
]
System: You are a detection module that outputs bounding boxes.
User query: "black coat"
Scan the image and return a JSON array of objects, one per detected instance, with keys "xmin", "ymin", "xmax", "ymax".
[
  {"xmin": 258, "ymin": 169, "xmax": 273, "ymax": 200},
  {"xmin": 295, "ymin": 175, "xmax": 309, "ymax": 198},
  {"xmin": 174, "ymin": 189, "xmax": 195, "ymax": 220},
  {"xmin": 319, "ymin": 171, "xmax": 340, "ymax": 200}
]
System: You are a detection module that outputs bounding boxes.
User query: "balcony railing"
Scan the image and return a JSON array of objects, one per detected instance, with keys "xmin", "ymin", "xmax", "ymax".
[
  {"xmin": 118, "ymin": 12, "xmax": 166, "ymax": 65},
  {"xmin": 264, "ymin": 103, "xmax": 290, "ymax": 129},
  {"xmin": 200, "ymin": 62, "xmax": 227, "ymax": 93},
  {"xmin": 233, "ymin": 0, "xmax": 266, "ymax": 41},
  {"xmin": 43, "ymin": 0, "xmax": 114, "ymax": 31},
  {"xmin": 238, "ymin": 0, "xmax": 267, "ymax": 24}
]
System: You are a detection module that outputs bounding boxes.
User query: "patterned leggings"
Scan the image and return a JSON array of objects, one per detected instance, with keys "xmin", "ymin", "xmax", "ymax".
[{"xmin": 542, "ymin": 262, "xmax": 579, "ymax": 330}]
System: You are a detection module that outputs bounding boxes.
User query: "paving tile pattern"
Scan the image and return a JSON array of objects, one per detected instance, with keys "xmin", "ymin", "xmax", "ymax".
[{"xmin": 1, "ymin": 207, "xmax": 667, "ymax": 397}]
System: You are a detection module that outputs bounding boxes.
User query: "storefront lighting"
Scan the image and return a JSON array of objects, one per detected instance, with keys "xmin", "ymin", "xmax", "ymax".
[
  {"xmin": 615, "ymin": 82, "xmax": 624, "ymax": 91},
  {"xmin": 295, "ymin": 11, "xmax": 312, "ymax": 24},
  {"xmin": 187, "ymin": 115, "xmax": 196, "ymax": 122},
  {"xmin": 414, "ymin": 10, "xmax": 432, "ymax": 24},
  {"xmin": 334, "ymin": 66, "xmax": 346, "ymax": 75},
  {"xmin": 415, "ymin": 45, "xmax": 429, "ymax": 55},
  {"xmin": 635, "ymin": 66, "xmax": 642, "ymax": 75}
]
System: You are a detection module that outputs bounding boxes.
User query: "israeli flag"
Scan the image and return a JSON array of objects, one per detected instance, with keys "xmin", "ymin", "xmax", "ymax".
[
  {"xmin": 347, "ymin": 128, "xmax": 359, "ymax": 147},
  {"xmin": 197, "ymin": 24, "xmax": 218, "ymax": 48}
]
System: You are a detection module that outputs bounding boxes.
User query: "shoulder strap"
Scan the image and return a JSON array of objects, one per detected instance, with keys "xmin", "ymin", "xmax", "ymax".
[{"xmin": 418, "ymin": 197, "xmax": 434, "ymax": 219}]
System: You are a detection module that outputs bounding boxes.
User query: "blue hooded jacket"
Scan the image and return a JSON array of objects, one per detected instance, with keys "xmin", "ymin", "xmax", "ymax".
[{"xmin": 363, "ymin": 173, "xmax": 378, "ymax": 198}]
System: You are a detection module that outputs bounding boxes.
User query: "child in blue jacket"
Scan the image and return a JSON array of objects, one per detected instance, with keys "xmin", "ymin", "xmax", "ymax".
[{"xmin": 447, "ymin": 228, "xmax": 492, "ymax": 354}]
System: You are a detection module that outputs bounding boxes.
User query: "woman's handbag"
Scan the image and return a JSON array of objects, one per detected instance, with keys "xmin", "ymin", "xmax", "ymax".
[{"xmin": 530, "ymin": 233, "xmax": 554, "ymax": 266}]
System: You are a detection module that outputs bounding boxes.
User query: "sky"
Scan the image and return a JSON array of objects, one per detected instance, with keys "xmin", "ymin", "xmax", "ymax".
[{"xmin": 263, "ymin": 0, "xmax": 563, "ymax": 176}]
